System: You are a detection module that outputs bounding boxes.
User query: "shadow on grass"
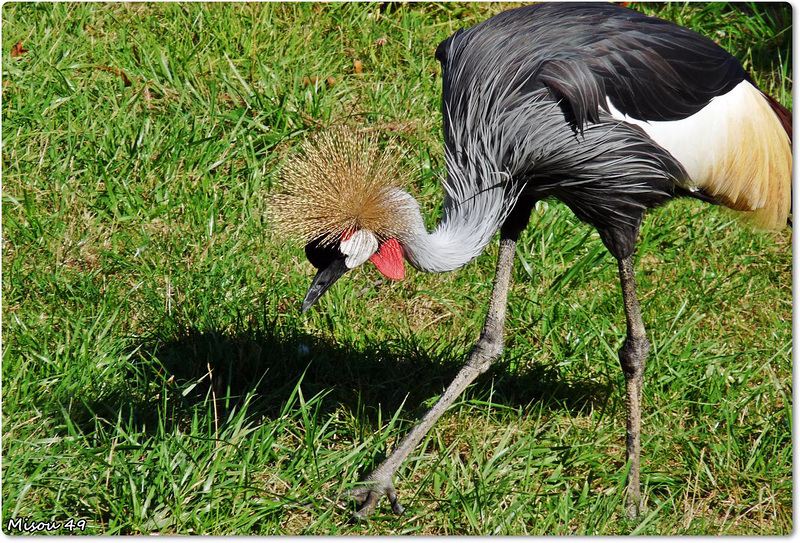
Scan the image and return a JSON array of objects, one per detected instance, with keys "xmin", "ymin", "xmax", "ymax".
[
  {"xmin": 99, "ymin": 313, "xmax": 614, "ymax": 436},
  {"xmin": 732, "ymin": 3, "xmax": 792, "ymax": 79},
  {"xmin": 62, "ymin": 310, "xmax": 612, "ymax": 443}
]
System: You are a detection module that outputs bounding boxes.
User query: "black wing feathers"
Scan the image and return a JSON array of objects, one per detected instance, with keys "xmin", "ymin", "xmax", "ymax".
[
  {"xmin": 439, "ymin": 3, "xmax": 747, "ymax": 128},
  {"xmin": 539, "ymin": 59, "xmax": 605, "ymax": 126}
]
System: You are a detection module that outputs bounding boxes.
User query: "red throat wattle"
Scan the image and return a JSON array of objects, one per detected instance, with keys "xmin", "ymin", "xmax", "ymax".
[{"xmin": 369, "ymin": 238, "xmax": 405, "ymax": 280}]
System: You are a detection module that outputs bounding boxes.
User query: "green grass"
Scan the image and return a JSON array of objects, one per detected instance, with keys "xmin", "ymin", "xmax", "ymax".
[{"xmin": 2, "ymin": 2, "xmax": 792, "ymax": 535}]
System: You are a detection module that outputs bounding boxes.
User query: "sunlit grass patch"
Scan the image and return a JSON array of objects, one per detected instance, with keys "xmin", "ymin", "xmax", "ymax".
[{"xmin": 2, "ymin": 2, "xmax": 791, "ymax": 535}]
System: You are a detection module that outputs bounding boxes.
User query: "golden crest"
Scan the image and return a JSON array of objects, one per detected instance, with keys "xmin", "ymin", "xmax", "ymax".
[{"xmin": 270, "ymin": 127, "xmax": 415, "ymax": 247}]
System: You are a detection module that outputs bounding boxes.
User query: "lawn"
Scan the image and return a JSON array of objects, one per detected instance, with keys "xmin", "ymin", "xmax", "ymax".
[{"xmin": 2, "ymin": 2, "xmax": 792, "ymax": 535}]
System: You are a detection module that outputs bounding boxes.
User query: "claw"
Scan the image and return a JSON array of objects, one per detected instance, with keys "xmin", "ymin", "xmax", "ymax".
[
  {"xmin": 338, "ymin": 480, "xmax": 405, "ymax": 520},
  {"xmin": 352, "ymin": 490, "xmax": 381, "ymax": 520},
  {"xmin": 386, "ymin": 489, "xmax": 405, "ymax": 515},
  {"xmin": 625, "ymin": 494, "xmax": 645, "ymax": 521}
]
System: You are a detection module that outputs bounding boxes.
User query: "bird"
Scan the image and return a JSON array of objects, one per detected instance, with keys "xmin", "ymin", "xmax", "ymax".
[{"xmin": 271, "ymin": 2, "xmax": 792, "ymax": 520}]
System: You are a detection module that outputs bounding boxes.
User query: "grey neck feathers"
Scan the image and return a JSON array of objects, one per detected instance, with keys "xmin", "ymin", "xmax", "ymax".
[{"xmin": 392, "ymin": 161, "xmax": 522, "ymax": 273}]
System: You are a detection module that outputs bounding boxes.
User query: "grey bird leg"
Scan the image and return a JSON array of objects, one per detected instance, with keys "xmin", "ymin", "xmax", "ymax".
[
  {"xmin": 344, "ymin": 237, "xmax": 518, "ymax": 519},
  {"xmin": 616, "ymin": 255, "xmax": 649, "ymax": 519}
]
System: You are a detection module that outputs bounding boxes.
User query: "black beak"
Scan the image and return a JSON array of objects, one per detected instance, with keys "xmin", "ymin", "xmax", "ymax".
[{"xmin": 301, "ymin": 257, "xmax": 350, "ymax": 313}]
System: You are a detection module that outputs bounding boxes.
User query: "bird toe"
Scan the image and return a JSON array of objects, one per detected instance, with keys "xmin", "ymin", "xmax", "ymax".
[{"xmin": 338, "ymin": 480, "xmax": 405, "ymax": 520}]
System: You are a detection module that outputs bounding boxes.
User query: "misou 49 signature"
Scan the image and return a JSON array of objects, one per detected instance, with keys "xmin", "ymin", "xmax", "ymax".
[{"xmin": 6, "ymin": 516, "xmax": 87, "ymax": 534}]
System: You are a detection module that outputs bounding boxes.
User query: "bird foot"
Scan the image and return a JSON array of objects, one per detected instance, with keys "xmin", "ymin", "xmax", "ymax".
[
  {"xmin": 339, "ymin": 479, "xmax": 405, "ymax": 520},
  {"xmin": 624, "ymin": 494, "xmax": 646, "ymax": 521}
]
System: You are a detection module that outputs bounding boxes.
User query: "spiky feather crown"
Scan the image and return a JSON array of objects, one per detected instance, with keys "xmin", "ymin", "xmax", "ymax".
[{"xmin": 270, "ymin": 127, "xmax": 415, "ymax": 247}]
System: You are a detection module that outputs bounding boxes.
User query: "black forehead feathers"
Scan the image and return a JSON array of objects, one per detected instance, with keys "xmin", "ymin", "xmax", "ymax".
[{"xmin": 304, "ymin": 235, "xmax": 344, "ymax": 270}]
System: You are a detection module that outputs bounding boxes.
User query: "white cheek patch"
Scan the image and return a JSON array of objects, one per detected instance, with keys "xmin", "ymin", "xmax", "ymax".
[{"xmin": 340, "ymin": 229, "xmax": 379, "ymax": 268}]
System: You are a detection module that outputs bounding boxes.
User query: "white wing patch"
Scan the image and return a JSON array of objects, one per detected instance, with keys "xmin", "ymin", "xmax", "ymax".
[
  {"xmin": 340, "ymin": 229, "xmax": 379, "ymax": 269},
  {"xmin": 607, "ymin": 80, "xmax": 792, "ymax": 230}
]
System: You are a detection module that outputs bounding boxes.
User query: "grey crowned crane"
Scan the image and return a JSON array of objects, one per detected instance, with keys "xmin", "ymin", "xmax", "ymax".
[{"xmin": 272, "ymin": 3, "xmax": 791, "ymax": 520}]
